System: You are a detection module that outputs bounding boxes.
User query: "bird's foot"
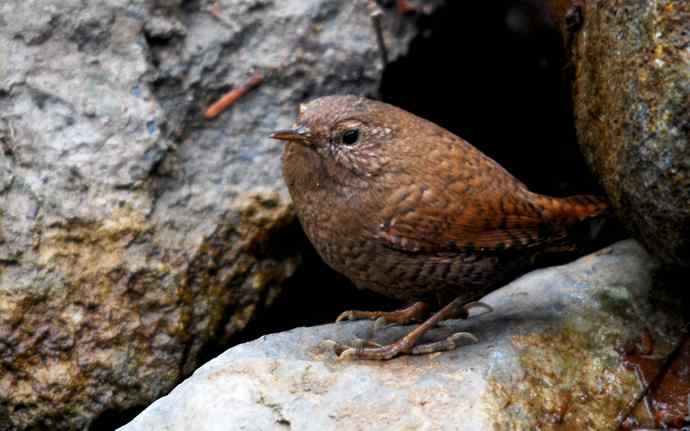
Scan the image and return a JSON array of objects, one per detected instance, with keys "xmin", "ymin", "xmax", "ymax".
[
  {"xmin": 336, "ymin": 301, "xmax": 430, "ymax": 331},
  {"xmin": 326, "ymin": 298, "xmax": 491, "ymax": 360},
  {"xmin": 324, "ymin": 331, "xmax": 479, "ymax": 360}
]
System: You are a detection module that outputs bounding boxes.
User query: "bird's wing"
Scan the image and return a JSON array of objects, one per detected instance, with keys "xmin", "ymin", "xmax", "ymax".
[
  {"xmin": 376, "ymin": 182, "xmax": 557, "ymax": 254},
  {"xmin": 374, "ymin": 135, "xmax": 563, "ymax": 254}
]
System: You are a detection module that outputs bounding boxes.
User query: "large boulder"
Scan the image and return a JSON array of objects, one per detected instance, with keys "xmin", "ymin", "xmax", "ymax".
[
  {"xmin": 548, "ymin": 0, "xmax": 690, "ymax": 267},
  {"xmin": 0, "ymin": 1, "xmax": 418, "ymax": 429},
  {"xmin": 120, "ymin": 240, "xmax": 685, "ymax": 431}
]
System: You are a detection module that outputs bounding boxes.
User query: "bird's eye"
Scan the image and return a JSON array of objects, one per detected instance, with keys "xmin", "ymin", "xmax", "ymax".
[{"xmin": 342, "ymin": 129, "xmax": 360, "ymax": 145}]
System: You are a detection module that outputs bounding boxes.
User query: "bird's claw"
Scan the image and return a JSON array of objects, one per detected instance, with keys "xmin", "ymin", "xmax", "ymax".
[
  {"xmin": 352, "ymin": 337, "xmax": 383, "ymax": 349},
  {"xmin": 373, "ymin": 316, "xmax": 389, "ymax": 331},
  {"xmin": 335, "ymin": 310, "xmax": 355, "ymax": 322},
  {"xmin": 410, "ymin": 332, "xmax": 479, "ymax": 355},
  {"xmin": 462, "ymin": 301, "xmax": 493, "ymax": 317},
  {"xmin": 321, "ymin": 338, "xmax": 384, "ymax": 359},
  {"xmin": 334, "ymin": 302, "xmax": 430, "ymax": 327}
]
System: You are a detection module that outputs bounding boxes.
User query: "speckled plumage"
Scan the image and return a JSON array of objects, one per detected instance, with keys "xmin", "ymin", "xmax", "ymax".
[{"xmin": 277, "ymin": 95, "xmax": 608, "ymax": 307}]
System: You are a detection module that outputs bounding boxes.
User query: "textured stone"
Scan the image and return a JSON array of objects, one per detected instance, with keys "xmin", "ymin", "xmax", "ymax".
[
  {"xmin": 549, "ymin": 0, "xmax": 690, "ymax": 267},
  {"xmin": 121, "ymin": 240, "xmax": 684, "ymax": 431},
  {"xmin": 0, "ymin": 1, "xmax": 419, "ymax": 429}
]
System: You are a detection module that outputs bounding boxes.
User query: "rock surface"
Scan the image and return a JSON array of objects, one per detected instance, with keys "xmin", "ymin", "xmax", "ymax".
[
  {"xmin": 549, "ymin": 0, "xmax": 690, "ymax": 267},
  {"xmin": 0, "ymin": 1, "xmax": 419, "ymax": 429},
  {"xmin": 121, "ymin": 240, "xmax": 685, "ymax": 431}
]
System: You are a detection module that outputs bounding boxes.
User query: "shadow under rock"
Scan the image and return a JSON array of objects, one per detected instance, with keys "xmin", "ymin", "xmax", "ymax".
[{"xmin": 222, "ymin": 224, "xmax": 400, "ymax": 350}]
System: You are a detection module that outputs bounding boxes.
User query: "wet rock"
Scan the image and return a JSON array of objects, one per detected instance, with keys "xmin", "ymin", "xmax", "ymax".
[
  {"xmin": 121, "ymin": 240, "xmax": 685, "ymax": 431},
  {"xmin": 0, "ymin": 1, "xmax": 419, "ymax": 429},
  {"xmin": 548, "ymin": 0, "xmax": 690, "ymax": 267}
]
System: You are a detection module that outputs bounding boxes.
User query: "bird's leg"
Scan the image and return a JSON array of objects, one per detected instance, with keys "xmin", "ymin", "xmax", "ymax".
[
  {"xmin": 336, "ymin": 301, "xmax": 431, "ymax": 329},
  {"xmin": 329, "ymin": 297, "xmax": 488, "ymax": 360}
]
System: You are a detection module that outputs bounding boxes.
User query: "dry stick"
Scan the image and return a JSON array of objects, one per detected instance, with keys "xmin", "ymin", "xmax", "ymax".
[
  {"xmin": 367, "ymin": 0, "xmax": 388, "ymax": 66},
  {"xmin": 204, "ymin": 72, "xmax": 264, "ymax": 120},
  {"xmin": 210, "ymin": 0, "xmax": 221, "ymax": 17},
  {"xmin": 207, "ymin": 1, "xmax": 382, "ymax": 119},
  {"xmin": 614, "ymin": 328, "xmax": 689, "ymax": 429},
  {"xmin": 396, "ymin": 0, "xmax": 417, "ymax": 14}
]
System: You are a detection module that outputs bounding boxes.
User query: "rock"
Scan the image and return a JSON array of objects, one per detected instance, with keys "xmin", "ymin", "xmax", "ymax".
[
  {"xmin": 120, "ymin": 240, "xmax": 684, "ymax": 431},
  {"xmin": 0, "ymin": 1, "xmax": 420, "ymax": 429},
  {"xmin": 548, "ymin": 0, "xmax": 690, "ymax": 267}
]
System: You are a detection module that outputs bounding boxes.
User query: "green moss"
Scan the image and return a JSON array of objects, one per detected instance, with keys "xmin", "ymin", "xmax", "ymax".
[{"xmin": 594, "ymin": 289, "xmax": 635, "ymax": 321}]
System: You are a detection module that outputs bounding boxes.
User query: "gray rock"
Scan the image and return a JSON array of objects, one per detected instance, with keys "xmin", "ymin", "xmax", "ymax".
[
  {"xmin": 121, "ymin": 240, "xmax": 684, "ymax": 431},
  {"xmin": 0, "ymin": 1, "xmax": 420, "ymax": 429},
  {"xmin": 548, "ymin": 0, "xmax": 690, "ymax": 267}
]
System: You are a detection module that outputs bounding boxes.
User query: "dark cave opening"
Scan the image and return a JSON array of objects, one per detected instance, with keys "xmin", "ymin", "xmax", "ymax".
[
  {"xmin": 380, "ymin": 0, "xmax": 599, "ymax": 197},
  {"xmin": 219, "ymin": 226, "xmax": 396, "ymax": 353}
]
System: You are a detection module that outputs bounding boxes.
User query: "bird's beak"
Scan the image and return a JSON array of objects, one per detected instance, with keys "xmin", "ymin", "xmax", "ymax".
[{"xmin": 270, "ymin": 126, "xmax": 313, "ymax": 146}]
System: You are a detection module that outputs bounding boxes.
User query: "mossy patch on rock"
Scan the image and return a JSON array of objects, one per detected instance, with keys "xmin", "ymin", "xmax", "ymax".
[
  {"xmin": 0, "ymin": 191, "xmax": 299, "ymax": 430},
  {"xmin": 490, "ymin": 322, "xmax": 639, "ymax": 429}
]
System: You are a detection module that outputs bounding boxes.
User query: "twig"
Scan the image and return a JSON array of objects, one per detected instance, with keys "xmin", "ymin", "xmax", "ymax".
[
  {"xmin": 615, "ymin": 328, "xmax": 689, "ymax": 429},
  {"xmin": 204, "ymin": 72, "xmax": 264, "ymax": 120},
  {"xmin": 367, "ymin": 0, "xmax": 388, "ymax": 67},
  {"xmin": 396, "ymin": 0, "xmax": 417, "ymax": 15},
  {"xmin": 210, "ymin": 0, "xmax": 221, "ymax": 18}
]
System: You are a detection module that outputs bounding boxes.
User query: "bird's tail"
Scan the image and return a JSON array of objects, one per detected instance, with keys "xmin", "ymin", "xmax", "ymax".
[
  {"xmin": 530, "ymin": 193, "xmax": 612, "ymax": 250},
  {"xmin": 534, "ymin": 194, "xmax": 611, "ymax": 226}
]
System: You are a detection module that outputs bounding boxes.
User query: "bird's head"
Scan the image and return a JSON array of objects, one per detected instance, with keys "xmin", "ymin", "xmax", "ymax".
[{"xmin": 271, "ymin": 95, "xmax": 402, "ymax": 180}]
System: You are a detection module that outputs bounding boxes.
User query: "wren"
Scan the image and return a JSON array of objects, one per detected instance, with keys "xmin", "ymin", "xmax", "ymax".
[{"xmin": 271, "ymin": 95, "xmax": 609, "ymax": 360}]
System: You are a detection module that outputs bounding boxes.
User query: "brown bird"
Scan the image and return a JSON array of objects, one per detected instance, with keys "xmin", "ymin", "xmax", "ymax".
[{"xmin": 271, "ymin": 95, "xmax": 609, "ymax": 360}]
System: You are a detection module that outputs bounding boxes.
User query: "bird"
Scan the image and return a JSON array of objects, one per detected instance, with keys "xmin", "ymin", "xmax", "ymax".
[{"xmin": 271, "ymin": 95, "xmax": 609, "ymax": 360}]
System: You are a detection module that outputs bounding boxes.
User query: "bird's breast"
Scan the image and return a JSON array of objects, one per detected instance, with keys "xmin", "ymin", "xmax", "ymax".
[{"xmin": 283, "ymin": 143, "xmax": 377, "ymax": 267}]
